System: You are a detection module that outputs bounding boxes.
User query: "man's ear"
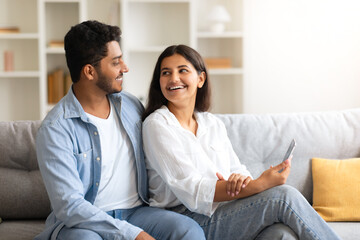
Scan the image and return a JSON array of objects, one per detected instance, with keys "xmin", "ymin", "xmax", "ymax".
[
  {"xmin": 83, "ymin": 64, "xmax": 96, "ymax": 81},
  {"xmin": 197, "ymin": 71, "xmax": 206, "ymax": 88}
]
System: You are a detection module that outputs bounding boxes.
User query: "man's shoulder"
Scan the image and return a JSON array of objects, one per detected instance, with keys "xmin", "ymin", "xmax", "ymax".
[
  {"xmin": 39, "ymin": 99, "xmax": 78, "ymax": 135},
  {"xmin": 111, "ymin": 91, "xmax": 144, "ymax": 119}
]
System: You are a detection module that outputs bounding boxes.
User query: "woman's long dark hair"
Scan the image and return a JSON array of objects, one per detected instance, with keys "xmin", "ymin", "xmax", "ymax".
[{"xmin": 142, "ymin": 45, "xmax": 211, "ymax": 121}]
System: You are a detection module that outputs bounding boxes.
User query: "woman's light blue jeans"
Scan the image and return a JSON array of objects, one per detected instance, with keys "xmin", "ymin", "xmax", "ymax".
[{"xmin": 171, "ymin": 185, "xmax": 341, "ymax": 240}]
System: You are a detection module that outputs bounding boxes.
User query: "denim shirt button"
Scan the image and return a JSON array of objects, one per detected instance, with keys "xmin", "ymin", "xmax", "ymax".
[
  {"xmin": 96, "ymin": 182, "xmax": 99, "ymax": 186},
  {"xmin": 94, "ymin": 131, "xmax": 98, "ymax": 136},
  {"xmin": 96, "ymin": 157, "xmax": 100, "ymax": 161},
  {"xmin": 83, "ymin": 153, "xmax": 87, "ymax": 158}
]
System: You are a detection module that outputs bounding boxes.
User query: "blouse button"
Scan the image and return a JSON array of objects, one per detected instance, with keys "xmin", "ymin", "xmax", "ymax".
[
  {"xmin": 83, "ymin": 153, "xmax": 87, "ymax": 158},
  {"xmin": 94, "ymin": 131, "xmax": 98, "ymax": 136}
]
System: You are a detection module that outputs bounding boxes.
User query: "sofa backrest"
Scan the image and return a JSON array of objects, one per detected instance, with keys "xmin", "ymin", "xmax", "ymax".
[
  {"xmin": 0, "ymin": 121, "xmax": 51, "ymax": 220},
  {"xmin": 217, "ymin": 108, "xmax": 360, "ymax": 203}
]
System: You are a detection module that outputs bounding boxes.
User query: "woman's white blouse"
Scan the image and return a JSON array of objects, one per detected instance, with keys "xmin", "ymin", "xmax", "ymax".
[{"xmin": 142, "ymin": 106, "xmax": 252, "ymax": 216}]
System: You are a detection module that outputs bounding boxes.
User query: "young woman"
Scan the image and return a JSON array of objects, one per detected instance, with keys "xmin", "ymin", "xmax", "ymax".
[{"xmin": 142, "ymin": 45, "xmax": 340, "ymax": 240}]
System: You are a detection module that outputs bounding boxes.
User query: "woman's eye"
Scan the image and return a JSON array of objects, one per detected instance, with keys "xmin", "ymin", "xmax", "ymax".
[
  {"xmin": 161, "ymin": 71, "xmax": 170, "ymax": 76},
  {"xmin": 179, "ymin": 69, "xmax": 188, "ymax": 73}
]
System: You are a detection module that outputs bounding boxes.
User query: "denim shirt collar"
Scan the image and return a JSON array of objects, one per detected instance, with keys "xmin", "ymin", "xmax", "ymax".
[{"xmin": 62, "ymin": 86, "xmax": 123, "ymax": 122}]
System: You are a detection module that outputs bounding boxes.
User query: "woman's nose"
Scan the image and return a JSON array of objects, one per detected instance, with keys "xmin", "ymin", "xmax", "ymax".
[{"xmin": 171, "ymin": 72, "xmax": 180, "ymax": 81}]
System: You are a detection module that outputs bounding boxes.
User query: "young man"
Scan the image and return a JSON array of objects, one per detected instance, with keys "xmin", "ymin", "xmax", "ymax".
[{"xmin": 35, "ymin": 21, "xmax": 205, "ymax": 240}]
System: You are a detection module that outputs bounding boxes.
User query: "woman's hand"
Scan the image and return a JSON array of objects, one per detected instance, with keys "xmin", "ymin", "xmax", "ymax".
[
  {"xmin": 216, "ymin": 172, "xmax": 252, "ymax": 196},
  {"xmin": 258, "ymin": 158, "xmax": 292, "ymax": 190}
]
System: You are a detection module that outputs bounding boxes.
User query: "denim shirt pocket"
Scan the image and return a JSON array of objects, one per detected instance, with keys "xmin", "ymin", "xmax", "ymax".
[{"xmin": 74, "ymin": 148, "xmax": 94, "ymax": 192}]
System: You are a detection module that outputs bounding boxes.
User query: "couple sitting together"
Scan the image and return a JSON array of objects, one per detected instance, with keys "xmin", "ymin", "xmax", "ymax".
[{"xmin": 35, "ymin": 20, "xmax": 340, "ymax": 240}]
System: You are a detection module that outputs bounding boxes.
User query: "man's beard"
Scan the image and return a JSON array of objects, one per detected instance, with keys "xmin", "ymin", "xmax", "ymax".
[{"xmin": 96, "ymin": 69, "xmax": 121, "ymax": 94}]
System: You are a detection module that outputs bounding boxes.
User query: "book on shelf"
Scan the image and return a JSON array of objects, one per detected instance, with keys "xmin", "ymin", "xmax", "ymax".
[
  {"xmin": 48, "ymin": 69, "xmax": 64, "ymax": 104},
  {"xmin": 48, "ymin": 40, "xmax": 64, "ymax": 48},
  {"xmin": 48, "ymin": 70, "xmax": 73, "ymax": 104},
  {"xmin": 204, "ymin": 58, "xmax": 232, "ymax": 69},
  {"xmin": 0, "ymin": 26, "xmax": 20, "ymax": 34}
]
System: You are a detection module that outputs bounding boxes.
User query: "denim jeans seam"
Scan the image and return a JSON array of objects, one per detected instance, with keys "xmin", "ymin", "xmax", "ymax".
[
  {"xmin": 199, "ymin": 198, "xmax": 269, "ymax": 228},
  {"xmin": 276, "ymin": 198, "xmax": 321, "ymax": 240}
]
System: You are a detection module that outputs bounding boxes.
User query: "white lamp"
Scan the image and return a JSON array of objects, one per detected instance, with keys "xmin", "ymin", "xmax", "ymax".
[{"xmin": 208, "ymin": 5, "xmax": 231, "ymax": 33}]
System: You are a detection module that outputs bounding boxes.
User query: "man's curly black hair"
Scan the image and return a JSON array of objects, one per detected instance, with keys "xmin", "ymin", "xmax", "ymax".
[{"xmin": 64, "ymin": 20, "xmax": 121, "ymax": 83}]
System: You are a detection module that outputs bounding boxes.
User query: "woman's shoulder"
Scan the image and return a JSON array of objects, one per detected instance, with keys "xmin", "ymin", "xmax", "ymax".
[
  {"xmin": 197, "ymin": 111, "xmax": 225, "ymax": 128},
  {"xmin": 143, "ymin": 106, "xmax": 170, "ymax": 125}
]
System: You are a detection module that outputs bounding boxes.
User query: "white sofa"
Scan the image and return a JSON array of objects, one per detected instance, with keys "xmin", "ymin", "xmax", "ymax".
[{"xmin": 1, "ymin": 108, "xmax": 360, "ymax": 239}]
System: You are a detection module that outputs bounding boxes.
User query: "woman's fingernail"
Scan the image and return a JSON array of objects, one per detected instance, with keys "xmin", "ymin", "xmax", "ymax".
[
  {"xmin": 236, "ymin": 191, "xmax": 239, "ymax": 195},
  {"xmin": 231, "ymin": 193, "xmax": 235, "ymax": 197},
  {"xmin": 227, "ymin": 191, "xmax": 230, "ymax": 195}
]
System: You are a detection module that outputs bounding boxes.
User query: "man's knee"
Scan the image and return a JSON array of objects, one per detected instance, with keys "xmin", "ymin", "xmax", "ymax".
[
  {"xmin": 155, "ymin": 212, "xmax": 205, "ymax": 240},
  {"xmin": 57, "ymin": 227, "xmax": 102, "ymax": 240},
  {"xmin": 173, "ymin": 216, "xmax": 205, "ymax": 240}
]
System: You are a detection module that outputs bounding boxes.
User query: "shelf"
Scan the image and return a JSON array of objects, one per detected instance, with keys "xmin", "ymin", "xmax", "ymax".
[
  {"xmin": 44, "ymin": 0, "xmax": 81, "ymax": 2},
  {"xmin": 46, "ymin": 47, "xmax": 65, "ymax": 54},
  {"xmin": 208, "ymin": 68, "xmax": 243, "ymax": 75},
  {"xmin": 128, "ymin": 46, "xmax": 168, "ymax": 53},
  {"xmin": 197, "ymin": 31, "xmax": 243, "ymax": 38},
  {"xmin": 0, "ymin": 33, "xmax": 39, "ymax": 39},
  {"xmin": 128, "ymin": 0, "xmax": 190, "ymax": 3},
  {"xmin": 0, "ymin": 71, "xmax": 40, "ymax": 78}
]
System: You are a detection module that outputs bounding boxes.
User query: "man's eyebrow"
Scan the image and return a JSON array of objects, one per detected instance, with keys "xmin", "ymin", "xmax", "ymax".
[{"xmin": 112, "ymin": 55, "xmax": 121, "ymax": 60}]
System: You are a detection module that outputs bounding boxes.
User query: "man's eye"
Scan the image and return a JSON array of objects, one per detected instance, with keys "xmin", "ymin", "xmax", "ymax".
[{"xmin": 113, "ymin": 62, "xmax": 119, "ymax": 66}]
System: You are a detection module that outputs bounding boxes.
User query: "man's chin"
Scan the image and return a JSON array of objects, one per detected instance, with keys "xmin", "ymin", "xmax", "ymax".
[{"xmin": 109, "ymin": 88, "xmax": 122, "ymax": 94}]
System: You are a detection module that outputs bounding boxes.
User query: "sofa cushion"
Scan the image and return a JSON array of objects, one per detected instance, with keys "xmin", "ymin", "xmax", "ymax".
[
  {"xmin": 0, "ymin": 121, "xmax": 41, "ymax": 171},
  {"xmin": 0, "ymin": 220, "xmax": 45, "ymax": 240},
  {"xmin": 312, "ymin": 158, "xmax": 360, "ymax": 221},
  {"xmin": 0, "ymin": 168, "xmax": 50, "ymax": 219},
  {"xmin": 0, "ymin": 120, "xmax": 50, "ymax": 219}
]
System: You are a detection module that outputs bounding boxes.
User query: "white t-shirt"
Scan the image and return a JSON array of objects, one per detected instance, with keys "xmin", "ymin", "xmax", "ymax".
[
  {"xmin": 86, "ymin": 102, "xmax": 142, "ymax": 211},
  {"xmin": 142, "ymin": 105, "xmax": 252, "ymax": 217}
]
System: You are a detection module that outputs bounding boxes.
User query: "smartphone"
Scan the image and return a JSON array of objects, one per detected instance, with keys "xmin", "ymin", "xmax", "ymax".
[{"xmin": 279, "ymin": 139, "xmax": 296, "ymax": 173}]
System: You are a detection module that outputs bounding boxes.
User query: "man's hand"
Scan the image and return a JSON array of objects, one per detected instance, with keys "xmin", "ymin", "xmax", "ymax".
[
  {"xmin": 135, "ymin": 231, "xmax": 155, "ymax": 240},
  {"xmin": 216, "ymin": 172, "xmax": 252, "ymax": 196}
]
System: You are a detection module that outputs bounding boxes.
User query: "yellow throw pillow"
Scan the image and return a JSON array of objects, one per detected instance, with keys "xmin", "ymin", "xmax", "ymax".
[{"xmin": 312, "ymin": 158, "xmax": 360, "ymax": 221}]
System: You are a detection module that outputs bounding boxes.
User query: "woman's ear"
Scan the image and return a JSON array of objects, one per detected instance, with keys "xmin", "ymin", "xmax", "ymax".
[
  {"xmin": 197, "ymin": 71, "xmax": 206, "ymax": 88},
  {"xmin": 82, "ymin": 64, "xmax": 96, "ymax": 81}
]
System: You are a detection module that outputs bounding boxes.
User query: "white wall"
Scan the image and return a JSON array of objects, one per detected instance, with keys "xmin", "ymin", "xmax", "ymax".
[{"xmin": 243, "ymin": 0, "xmax": 360, "ymax": 114}]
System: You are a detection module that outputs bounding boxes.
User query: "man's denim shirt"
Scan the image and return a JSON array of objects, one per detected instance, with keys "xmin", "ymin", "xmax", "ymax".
[{"xmin": 35, "ymin": 88, "xmax": 148, "ymax": 240}]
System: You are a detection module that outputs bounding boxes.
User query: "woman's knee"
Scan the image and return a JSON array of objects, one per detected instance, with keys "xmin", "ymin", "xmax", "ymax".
[{"xmin": 268, "ymin": 185, "xmax": 302, "ymax": 198}]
